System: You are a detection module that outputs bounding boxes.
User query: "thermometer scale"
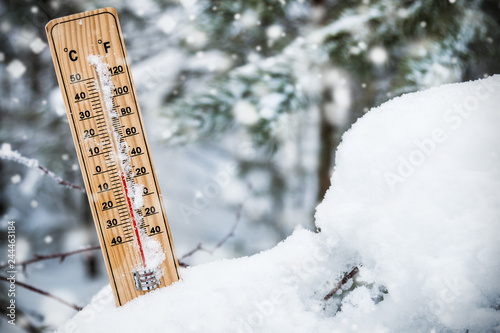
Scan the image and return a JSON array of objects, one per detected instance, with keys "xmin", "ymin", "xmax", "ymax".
[{"xmin": 46, "ymin": 7, "xmax": 180, "ymax": 306}]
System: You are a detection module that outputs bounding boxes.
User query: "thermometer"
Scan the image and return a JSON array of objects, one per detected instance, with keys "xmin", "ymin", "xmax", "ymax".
[{"xmin": 46, "ymin": 7, "xmax": 180, "ymax": 306}]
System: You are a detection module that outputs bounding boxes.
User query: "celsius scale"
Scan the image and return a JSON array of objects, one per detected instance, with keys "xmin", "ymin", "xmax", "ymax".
[{"xmin": 46, "ymin": 7, "xmax": 180, "ymax": 306}]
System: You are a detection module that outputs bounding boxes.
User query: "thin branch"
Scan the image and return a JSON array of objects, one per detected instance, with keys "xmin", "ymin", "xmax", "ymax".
[
  {"xmin": 37, "ymin": 164, "xmax": 85, "ymax": 193},
  {"xmin": 179, "ymin": 202, "xmax": 243, "ymax": 262},
  {"xmin": 0, "ymin": 145, "xmax": 85, "ymax": 193},
  {"xmin": 0, "ymin": 207, "xmax": 241, "ymax": 270},
  {"xmin": 0, "ymin": 275, "xmax": 83, "ymax": 311},
  {"xmin": 0, "ymin": 183, "xmax": 245, "ymax": 272},
  {"xmin": 179, "ymin": 243, "xmax": 203, "ymax": 261},
  {"xmin": 213, "ymin": 202, "xmax": 241, "ymax": 250},
  {"xmin": 324, "ymin": 266, "xmax": 360, "ymax": 301},
  {"xmin": 1, "ymin": 204, "xmax": 242, "ymax": 270},
  {"xmin": 0, "ymin": 245, "xmax": 100, "ymax": 271}
]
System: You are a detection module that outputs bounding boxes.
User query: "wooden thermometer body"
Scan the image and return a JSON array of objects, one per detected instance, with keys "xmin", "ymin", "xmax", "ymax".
[{"xmin": 46, "ymin": 7, "xmax": 180, "ymax": 306}]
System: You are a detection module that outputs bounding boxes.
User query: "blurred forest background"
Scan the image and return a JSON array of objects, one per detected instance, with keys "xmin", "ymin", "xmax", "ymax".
[{"xmin": 1, "ymin": 0, "xmax": 499, "ymax": 331}]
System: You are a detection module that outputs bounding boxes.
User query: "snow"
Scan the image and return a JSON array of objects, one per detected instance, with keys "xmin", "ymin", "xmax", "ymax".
[
  {"xmin": 266, "ymin": 25, "xmax": 283, "ymax": 40},
  {"xmin": 57, "ymin": 76, "xmax": 500, "ymax": 332},
  {"xmin": 322, "ymin": 68, "xmax": 352, "ymax": 127},
  {"xmin": 179, "ymin": 0, "xmax": 196, "ymax": 9},
  {"xmin": 88, "ymin": 55, "xmax": 115, "ymax": 119},
  {"xmin": 316, "ymin": 75, "xmax": 500, "ymax": 331},
  {"xmin": 88, "ymin": 55, "xmax": 166, "ymax": 273},
  {"xmin": 44, "ymin": 235, "xmax": 53, "ymax": 244},
  {"xmin": 187, "ymin": 50, "xmax": 232, "ymax": 73},
  {"xmin": 157, "ymin": 13, "xmax": 178, "ymax": 34},
  {"xmin": 11, "ymin": 174, "xmax": 21, "ymax": 184},
  {"xmin": 233, "ymin": 100, "xmax": 260, "ymax": 126},
  {"xmin": 368, "ymin": 46, "xmax": 388, "ymax": 66},
  {"xmin": 185, "ymin": 28, "xmax": 207, "ymax": 48},
  {"xmin": 6, "ymin": 59, "xmax": 26, "ymax": 78},
  {"xmin": 0, "ymin": 143, "xmax": 39, "ymax": 168},
  {"xmin": 240, "ymin": 10, "xmax": 259, "ymax": 27},
  {"xmin": 30, "ymin": 37, "xmax": 47, "ymax": 54}
]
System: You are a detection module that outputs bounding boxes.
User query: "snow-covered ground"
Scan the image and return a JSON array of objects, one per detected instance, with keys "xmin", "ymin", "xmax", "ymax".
[{"xmin": 56, "ymin": 76, "xmax": 500, "ymax": 332}]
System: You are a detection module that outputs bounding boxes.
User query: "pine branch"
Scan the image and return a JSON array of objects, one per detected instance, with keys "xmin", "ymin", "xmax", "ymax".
[
  {"xmin": 324, "ymin": 266, "xmax": 360, "ymax": 301},
  {"xmin": 0, "ymin": 275, "xmax": 83, "ymax": 311}
]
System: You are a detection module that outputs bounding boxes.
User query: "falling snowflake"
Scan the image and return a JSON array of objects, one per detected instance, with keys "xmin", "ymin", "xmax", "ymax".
[
  {"xmin": 368, "ymin": 46, "xmax": 388, "ymax": 66},
  {"xmin": 11, "ymin": 174, "xmax": 22, "ymax": 184},
  {"xmin": 240, "ymin": 10, "xmax": 259, "ymax": 27},
  {"xmin": 30, "ymin": 38, "xmax": 47, "ymax": 54},
  {"xmin": 233, "ymin": 100, "xmax": 259, "ymax": 125},
  {"xmin": 266, "ymin": 25, "xmax": 283, "ymax": 40},
  {"xmin": 6, "ymin": 59, "xmax": 26, "ymax": 79},
  {"xmin": 157, "ymin": 14, "xmax": 177, "ymax": 34},
  {"xmin": 260, "ymin": 107, "xmax": 276, "ymax": 119}
]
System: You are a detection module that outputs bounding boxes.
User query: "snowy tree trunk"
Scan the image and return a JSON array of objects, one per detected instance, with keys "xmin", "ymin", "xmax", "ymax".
[
  {"xmin": 317, "ymin": 106, "xmax": 338, "ymax": 203},
  {"xmin": 312, "ymin": 0, "xmax": 341, "ymax": 203}
]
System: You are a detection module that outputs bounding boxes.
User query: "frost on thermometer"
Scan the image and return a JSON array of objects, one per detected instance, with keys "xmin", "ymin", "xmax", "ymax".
[{"xmin": 88, "ymin": 54, "xmax": 166, "ymax": 290}]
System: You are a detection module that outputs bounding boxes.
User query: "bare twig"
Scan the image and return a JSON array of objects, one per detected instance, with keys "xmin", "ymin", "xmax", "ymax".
[
  {"xmin": 324, "ymin": 266, "xmax": 360, "ymax": 301},
  {"xmin": 0, "ymin": 185, "xmax": 246, "ymax": 314},
  {"xmin": 179, "ymin": 243, "xmax": 203, "ymax": 261},
  {"xmin": 177, "ymin": 261, "xmax": 189, "ymax": 268},
  {"xmin": 37, "ymin": 164, "xmax": 85, "ymax": 193},
  {"xmin": 179, "ymin": 202, "xmax": 243, "ymax": 262},
  {"xmin": 0, "ymin": 146, "xmax": 85, "ymax": 193},
  {"xmin": 0, "ymin": 204, "xmax": 242, "ymax": 270},
  {"xmin": 0, "ymin": 245, "xmax": 100, "ymax": 271},
  {"xmin": 0, "ymin": 275, "xmax": 83, "ymax": 311},
  {"xmin": 1, "ymin": 201, "xmax": 243, "ymax": 271}
]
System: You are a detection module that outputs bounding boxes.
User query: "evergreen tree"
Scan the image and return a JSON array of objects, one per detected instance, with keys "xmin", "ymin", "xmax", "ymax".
[{"xmin": 163, "ymin": 0, "xmax": 500, "ymax": 204}]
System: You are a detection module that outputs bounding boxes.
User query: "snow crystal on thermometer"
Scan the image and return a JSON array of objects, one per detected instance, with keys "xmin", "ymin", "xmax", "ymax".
[{"xmin": 87, "ymin": 55, "xmax": 165, "ymax": 273}]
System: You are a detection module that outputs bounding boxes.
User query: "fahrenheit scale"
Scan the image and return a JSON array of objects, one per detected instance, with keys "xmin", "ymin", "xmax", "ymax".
[{"xmin": 46, "ymin": 7, "xmax": 180, "ymax": 306}]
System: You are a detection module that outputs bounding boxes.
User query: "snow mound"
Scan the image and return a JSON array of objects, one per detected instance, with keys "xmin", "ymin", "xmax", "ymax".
[
  {"xmin": 316, "ymin": 75, "xmax": 500, "ymax": 331},
  {"xmin": 58, "ymin": 76, "xmax": 500, "ymax": 333}
]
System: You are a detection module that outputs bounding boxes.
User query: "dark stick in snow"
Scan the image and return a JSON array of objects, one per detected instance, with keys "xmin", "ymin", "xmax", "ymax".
[
  {"xmin": 0, "ymin": 275, "xmax": 83, "ymax": 311},
  {"xmin": 324, "ymin": 266, "xmax": 360, "ymax": 301}
]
